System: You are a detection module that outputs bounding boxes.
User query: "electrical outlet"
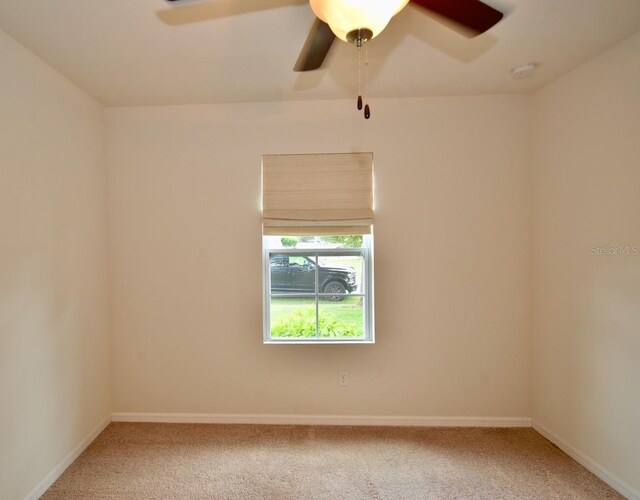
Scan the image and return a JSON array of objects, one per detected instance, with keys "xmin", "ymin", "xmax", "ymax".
[{"xmin": 338, "ymin": 370, "xmax": 349, "ymax": 387}]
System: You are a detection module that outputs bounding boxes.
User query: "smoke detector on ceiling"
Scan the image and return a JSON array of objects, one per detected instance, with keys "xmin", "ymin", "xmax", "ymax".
[{"xmin": 511, "ymin": 63, "xmax": 537, "ymax": 79}]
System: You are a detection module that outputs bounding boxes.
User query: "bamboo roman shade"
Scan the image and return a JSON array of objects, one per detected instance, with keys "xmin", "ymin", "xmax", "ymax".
[{"xmin": 262, "ymin": 153, "xmax": 373, "ymax": 235}]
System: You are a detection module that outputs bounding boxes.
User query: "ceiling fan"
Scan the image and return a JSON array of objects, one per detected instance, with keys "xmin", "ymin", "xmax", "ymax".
[{"xmin": 166, "ymin": 0, "xmax": 505, "ymax": 72}]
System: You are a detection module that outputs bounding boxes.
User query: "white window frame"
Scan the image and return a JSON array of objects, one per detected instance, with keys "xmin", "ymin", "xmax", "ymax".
[{"xmin": 263, "ymin": 236, "xmax": 374, "ymax": 344}]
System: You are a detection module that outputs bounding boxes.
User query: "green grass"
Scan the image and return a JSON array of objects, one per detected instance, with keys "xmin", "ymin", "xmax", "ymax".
[{"xmin": 270, "ymin": 296, "xmax": 364, "ymax": 338}]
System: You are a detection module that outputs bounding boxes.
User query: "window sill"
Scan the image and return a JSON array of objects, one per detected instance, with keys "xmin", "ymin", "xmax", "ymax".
[{"xmin": 264, "ymin": 339, "xmax": 375, "ymax": 345}]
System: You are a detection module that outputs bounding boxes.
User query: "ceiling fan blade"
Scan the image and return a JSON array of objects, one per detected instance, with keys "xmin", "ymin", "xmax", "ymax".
[
  {"xmin": 293, "ymin": 18, "xmax": 336, "ymax": 72},
  {"xmin": 159, "ymin": 0, "xmax": 308, "ymax": 26},
  {"xmin": 410, "ymin": 0, "xmax": 504, "ymax": 37}
]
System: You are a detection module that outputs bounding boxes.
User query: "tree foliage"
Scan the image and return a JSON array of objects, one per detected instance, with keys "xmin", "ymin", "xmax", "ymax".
[
  {"xmin": 319, "ymin": 235, "xmax": 363, "ymax": 248},
  {"xmin": 279, "ymin": 235, "xmax": 363, "ymax": 248},
  {"xmin": 280, "ymin": 236, "xmax": 298, "ymax": 247}
]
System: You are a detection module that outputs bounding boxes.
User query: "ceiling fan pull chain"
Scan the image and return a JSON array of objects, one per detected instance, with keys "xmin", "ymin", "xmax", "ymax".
[
  {"xmin": 364, "ymin": 45, "xmax": 370, "ymax": 119},
  {"xmin": 354, "ymin": 32, "xmax": 370, "ymax": 120},
  {"xmin": 357, "ymin": 39, "xmax": 363, "ymax": 111}
]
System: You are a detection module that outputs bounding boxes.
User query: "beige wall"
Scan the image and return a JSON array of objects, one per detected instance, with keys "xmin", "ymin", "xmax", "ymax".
[
  {"xmin": 531, "ymin": 32, "xmax": 640, "ymax": 494},
  {"xmin": 106, "ymin": 96, "xmax": 531, "ymax": 418},
  {"xmin": 0, "ymin": 30, "xmax": 110, "ymax": 499}
]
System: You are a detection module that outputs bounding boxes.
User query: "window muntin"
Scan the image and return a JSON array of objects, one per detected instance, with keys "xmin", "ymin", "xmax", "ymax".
[{"xmin": 263, "ymin": 236, "xmax": 374, "ymax": 343}]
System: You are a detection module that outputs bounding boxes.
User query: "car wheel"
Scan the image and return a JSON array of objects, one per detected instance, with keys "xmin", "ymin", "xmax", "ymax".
[{"xmin": 323, "ymin": 281, "xmax": 347, "ymax": 301}]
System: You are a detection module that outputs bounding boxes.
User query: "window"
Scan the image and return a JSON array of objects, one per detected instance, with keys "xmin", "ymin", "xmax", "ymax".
[
  {"xmin": 263, "ymin": 236, "xmax": 374, "ymax": 343},
  {"xmin": 262, "ymin": 153, "xmax": 374, "ymax": 344}
]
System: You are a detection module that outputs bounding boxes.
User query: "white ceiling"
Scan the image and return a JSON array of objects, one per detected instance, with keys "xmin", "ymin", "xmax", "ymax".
[{"xmin": 1, "ymin": 0, "xmax": 639, "ymax": 106}]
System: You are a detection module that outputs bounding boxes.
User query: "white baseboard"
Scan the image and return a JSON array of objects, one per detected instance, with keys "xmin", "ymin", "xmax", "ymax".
[
  {"xmin": 533, "ymin": 421, "xmax": 639, "ymax": 500},
  {"xmin": 111, "ymin": 412, "xmax": 531, "ymax": 428},
  {"xmin": 25, "ymin": 414, "xmax": 111, "ymax": 500}
]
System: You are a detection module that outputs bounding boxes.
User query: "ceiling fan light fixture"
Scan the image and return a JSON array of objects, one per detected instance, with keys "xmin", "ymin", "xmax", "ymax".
[{"xmin": 309, "ymin": 0, "xmax": 409, "ymax": 43}]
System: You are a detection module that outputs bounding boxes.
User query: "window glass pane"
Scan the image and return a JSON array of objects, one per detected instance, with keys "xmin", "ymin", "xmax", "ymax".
[
  {"xmin": 318, "ymin": 254, "xmax": 364, "ymax": 295},
  {"xmin": 269, "ymin": 297, "xmax": 317, "ymax": 339},
  {"xmin": 270, "ymin": 254, "xmax": 317, "ymax": 294},
  {"xmin": 318, "ymin": 297, "xmax": 365, "ymax": 339}
]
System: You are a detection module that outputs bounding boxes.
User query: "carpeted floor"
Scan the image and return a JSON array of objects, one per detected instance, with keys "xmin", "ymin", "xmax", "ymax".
[{"xmin": 43, "ymin": 423, "xmax": 622, "ymax": 499}]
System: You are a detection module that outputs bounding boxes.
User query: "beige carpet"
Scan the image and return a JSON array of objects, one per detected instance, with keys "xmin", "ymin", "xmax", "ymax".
[{"xmin": 43, "ymin": 423, "xmax": 622, "ymax": 499}]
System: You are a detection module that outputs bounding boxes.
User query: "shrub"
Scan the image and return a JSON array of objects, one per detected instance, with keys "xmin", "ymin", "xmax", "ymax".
[{"xmin": 271, "ymin": 308, "xmax": 359, "ymax": 338}]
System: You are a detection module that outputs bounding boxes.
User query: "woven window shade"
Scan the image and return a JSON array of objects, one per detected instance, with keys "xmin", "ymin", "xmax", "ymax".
[{"xmin": 262, "ymin": 153, "xmax": 373, "ymax": 235}]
